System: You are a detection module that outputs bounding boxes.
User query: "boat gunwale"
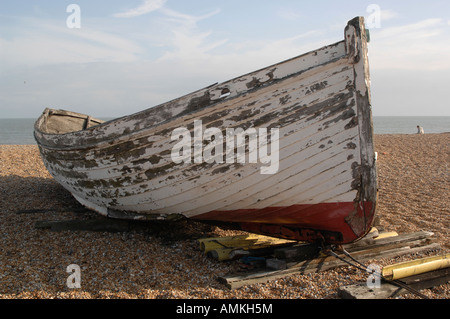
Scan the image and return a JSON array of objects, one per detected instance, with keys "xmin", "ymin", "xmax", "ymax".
[
  {"xmin": 37, "ymin": 59, "xmax": 355, "ymax": 167},
  {"xmin": 34, "ymin": 40, "xmax": 348, "ymax": 151}
]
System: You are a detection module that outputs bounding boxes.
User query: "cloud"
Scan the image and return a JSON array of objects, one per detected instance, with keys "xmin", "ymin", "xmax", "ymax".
[
  {"xmin": 156, "ymin": 8, "xmax": 227, "ymax": 61},
  {"xmin": 369, "ymin": 18, "xmax": 450, "ymax": 70},
  {"xmin": 2, "ymin": 6, "xmax": 449, "ymax": 119},
  {"xmin": 277, "ymin": 8, "xmax": 302, "ymax": 21},
  {"xmin": 113, "ymin": 0, "xmax": 167, "ymax": 18},
  {"xmin": 380, "ymin": 9, "xmax": 398, "ymax": 21},
  {"xmin": 162, "ymin": 7, "xmax": 221, "ymax": 26},
  {"xmin": 0, "ymin": 18, "xmax": 143, "ymax": 68},
  {"xmin": 375, "ymin": 18, "xmax": 444, "ymax": 37}
]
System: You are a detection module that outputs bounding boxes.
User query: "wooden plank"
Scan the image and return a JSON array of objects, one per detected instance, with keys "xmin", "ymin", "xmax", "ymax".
[
  {"xmin": 279, "ymin": 231, "xmax": 436, "ymax": 269},
  {"xmin": 266, "ymin": 258, "xmax": 288, "ymax": 270},
  {"xmin": 338, "ymin": 282, "xmax": 403, "ymax": 299},
  {"xmin": 344, "ymin": 231, "xmax": 397, "ymax": 250},
  {"xmin": 400, "ymin": 267, "xmax": 450, "ymax": 290},
  {"xmin": 338, "ymin": 268, "xmax": 450, "ymax": 299},
  {"xmin": 198, "ymin": 234, "xmax": 297, "ymax": 261},
  {"xmin": 204, "ymin": 228, "xmax": 385, "ymax": 262},
  {"xmin": 374, "ymin": 231, "xmax": 398, "ymax": 240},
  {"xmin": 274, "ymin": 243, "xmax": 320, "ymax": 260},
  {"xmin": 207, "ymin": 243, "xmax": 296, "ymax": 262},
  {"xmin": 220, "ymin": 242, "xmax": 441, "ymax": 290},
  {"xmin": 345, "ymin": 231, "xmax": 434, "ymax": 253},
  {"xmin": 272, "ymin": 228, "xmax": 379, "ymax": 260},
  {"xmin": 199, "ymin": 234, "xmax": 296, "ymax": 253},
  {"xmin": 35, "ymin": 218, "xmax": 130, "ymax": 232}
]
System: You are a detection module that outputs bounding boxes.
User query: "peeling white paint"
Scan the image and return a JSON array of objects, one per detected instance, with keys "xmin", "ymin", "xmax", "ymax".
[{"xmin": 34, "ymin": 17, "xmax": 377, "ymax": 243}]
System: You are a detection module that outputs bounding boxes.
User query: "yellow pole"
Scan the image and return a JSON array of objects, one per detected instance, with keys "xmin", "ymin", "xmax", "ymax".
[
  {"xmin": 382, "ymin": 254, "xmax": 450, "ymax": 280},
  {"xmin": 198, "ymin": 234, "xmax": 295, "ymax": 253},
  {"xmin": 375, "ymin": 231, "xmax": 398, "ymax": 240}
]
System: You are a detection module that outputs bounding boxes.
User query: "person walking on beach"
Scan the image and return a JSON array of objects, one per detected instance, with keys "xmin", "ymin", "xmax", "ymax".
[{"xmin": 417, "ymin": 125, "xmax": 424, "ymax": 134}]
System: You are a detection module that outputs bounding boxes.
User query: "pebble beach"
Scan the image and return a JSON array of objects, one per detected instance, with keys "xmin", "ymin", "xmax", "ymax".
[{"xmin": 0, "ymin": 133, "xmax": 448, "ymax": 299}]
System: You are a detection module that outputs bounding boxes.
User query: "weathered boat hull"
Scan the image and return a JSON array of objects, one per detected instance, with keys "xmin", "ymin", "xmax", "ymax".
[{"xmin": 34, "ymin": 17, "xmax": 377, "ymax": 244}]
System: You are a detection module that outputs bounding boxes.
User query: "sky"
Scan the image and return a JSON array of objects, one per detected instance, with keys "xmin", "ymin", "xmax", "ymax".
[{"xmin": 1, "ymin": 0, "xmax": 450, "ymax": 118}]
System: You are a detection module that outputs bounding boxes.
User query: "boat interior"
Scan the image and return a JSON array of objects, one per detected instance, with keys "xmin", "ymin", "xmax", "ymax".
[{"xmin": 39, "ymin": 109, "xmax": 104, "ymax": 135}]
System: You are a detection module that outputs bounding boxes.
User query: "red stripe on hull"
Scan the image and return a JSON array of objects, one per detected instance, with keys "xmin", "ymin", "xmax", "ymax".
[{"xmin": 193, "ymin": 202, "xmax": 375, "ymax": 244}]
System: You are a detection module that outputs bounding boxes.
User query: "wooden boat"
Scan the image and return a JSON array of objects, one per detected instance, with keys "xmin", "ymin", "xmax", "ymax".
[{"xmin": 34, "ymin": 17, "xmax": 377, "ymax": 244}]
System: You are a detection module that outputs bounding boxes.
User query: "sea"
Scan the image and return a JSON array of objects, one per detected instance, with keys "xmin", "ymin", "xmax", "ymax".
[{"xmin": 0, "ymin": 116, "xmax": 449, "ymax": 145}]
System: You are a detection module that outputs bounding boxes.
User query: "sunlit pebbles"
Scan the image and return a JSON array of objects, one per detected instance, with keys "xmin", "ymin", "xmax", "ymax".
[{"xmin": 0, "ymin": 136, "xmax": 448, "ymax": 299}]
